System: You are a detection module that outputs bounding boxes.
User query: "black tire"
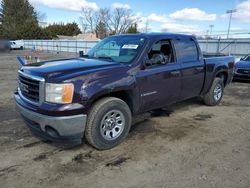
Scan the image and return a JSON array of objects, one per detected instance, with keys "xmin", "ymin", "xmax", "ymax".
[
  {"xmin": 85, "ymin": 97, "xmax": 132, "ymax": 150},
  {"xmin": 203, "ymin": 77, "xmax": 224, "ymax": 106}
]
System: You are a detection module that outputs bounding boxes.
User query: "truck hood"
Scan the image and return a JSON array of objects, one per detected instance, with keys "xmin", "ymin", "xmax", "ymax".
[
  {"xmin": 21, "ymin": 58, "xmax": 122, "ymax": 80},
  {"xmin": 235, "ymin": 60, "xmax": 250, "ymax": 69}
]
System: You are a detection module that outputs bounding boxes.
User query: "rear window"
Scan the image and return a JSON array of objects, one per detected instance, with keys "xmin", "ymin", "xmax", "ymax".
[{"xmin": 175, "ymin": 39, "xmax": 199, "ymax": 62}]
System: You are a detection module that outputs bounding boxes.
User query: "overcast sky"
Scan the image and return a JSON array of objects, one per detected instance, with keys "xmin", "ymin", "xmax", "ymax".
[{"xmin": 28, "ymin": 0, "xmax": 250, "ymax": 36}]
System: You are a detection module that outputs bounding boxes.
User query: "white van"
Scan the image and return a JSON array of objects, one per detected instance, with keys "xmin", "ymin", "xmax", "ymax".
[{"xmin": 10, "ymin": 40, "xmax": 24, "ymax": 50}]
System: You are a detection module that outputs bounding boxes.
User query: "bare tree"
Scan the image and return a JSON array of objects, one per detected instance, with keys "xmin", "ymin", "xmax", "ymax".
[
  {"xmin": 107, "ymin": 8, "xmax": 137, "ymax": 34},
  {"xmin": 79, "ymin": 6, "xmax": 138, "ymax": 36},
  {"xmin": 80, "ymin": 7, "xmax": 99, "ymax": 33}
]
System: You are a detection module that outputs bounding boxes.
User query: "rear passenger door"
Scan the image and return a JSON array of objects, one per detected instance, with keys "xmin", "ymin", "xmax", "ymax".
[{"xmin": 173, "ymin": 38, "xmax": 205, "ymax": 100}]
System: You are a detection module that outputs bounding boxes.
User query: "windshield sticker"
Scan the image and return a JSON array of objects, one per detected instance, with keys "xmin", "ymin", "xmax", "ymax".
[{"xmin": 122, "ymin": 44, "xmax": 138, "ymax": 49}]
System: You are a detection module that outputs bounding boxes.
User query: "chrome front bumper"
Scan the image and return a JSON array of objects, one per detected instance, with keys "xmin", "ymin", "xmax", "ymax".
[{"xmin": 16, "ymin": 101, "xmax": 87, "ymax": 144}]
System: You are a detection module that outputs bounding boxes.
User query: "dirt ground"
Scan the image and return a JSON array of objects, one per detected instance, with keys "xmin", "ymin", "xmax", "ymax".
[{"xmin": 0, "ymin": 50, "xmax": 249, "ymax": 188}]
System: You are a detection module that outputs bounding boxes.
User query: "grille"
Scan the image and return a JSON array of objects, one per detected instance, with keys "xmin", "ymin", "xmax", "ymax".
[
  {"xmin": 237, "ymin": 68, "xmax": 250, "ymax": 75},
  {"xmin": 18, "ymin": 71, "xmax": 44, "ymax": 105}
]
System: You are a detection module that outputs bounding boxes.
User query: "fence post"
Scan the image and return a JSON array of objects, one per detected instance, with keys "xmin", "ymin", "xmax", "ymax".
[
  {"xmin": 76, "ymin": 40, "xmax": 78, "ymax": 54},
  {"xmin": 216, "ymin": 37, "xmax": 221, "ymax": 54},
  {"xmin": 206, "ymin": 38, "xmax": 208, "ymax": 52}
]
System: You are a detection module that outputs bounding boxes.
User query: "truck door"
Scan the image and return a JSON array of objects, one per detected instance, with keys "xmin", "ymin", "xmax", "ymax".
[
  {"xmin": 173, "ymin": 38, "xmax": 205, "ymax": 100},
  {"xmin": 136, "ymin": 39, "xmax": 181, "ymax": 112}
]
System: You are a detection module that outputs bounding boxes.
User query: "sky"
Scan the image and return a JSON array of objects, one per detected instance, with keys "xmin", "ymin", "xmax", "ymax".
[{"xmin": 29, "ymin": 0, "xmax": 250, "ymax": 37}]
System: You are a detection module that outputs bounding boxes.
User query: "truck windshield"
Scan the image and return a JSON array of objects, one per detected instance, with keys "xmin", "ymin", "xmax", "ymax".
[{"xmin": 87, "ymin": 36, "xmax": 145, "ymax": 64}]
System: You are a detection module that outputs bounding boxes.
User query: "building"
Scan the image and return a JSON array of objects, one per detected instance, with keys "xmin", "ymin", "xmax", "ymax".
[{"xmin": 56, "ymin": 33, "xmax": 100, "ymax": 41}]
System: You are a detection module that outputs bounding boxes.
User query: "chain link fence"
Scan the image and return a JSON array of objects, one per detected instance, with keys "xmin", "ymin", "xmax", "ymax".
[
  {"xmin": 23, "ymin": 40, "xmax": 99, "ymax": 54},
  {"xmin": 23, "ymin": 38, "xmax": 250, "ymax": 58},
  {"xmin": 198, "ymin": 38, "xmax": 250, "ymax": 58}
]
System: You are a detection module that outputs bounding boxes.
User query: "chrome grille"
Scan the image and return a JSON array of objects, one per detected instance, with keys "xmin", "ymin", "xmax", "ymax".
[
  {"xmin": 18, "ymin": 70, "xmax": 45, "ymax": 106},
  {"xmin": 237, "ymin": 68, "xmax": 250, "ymax": 75}
]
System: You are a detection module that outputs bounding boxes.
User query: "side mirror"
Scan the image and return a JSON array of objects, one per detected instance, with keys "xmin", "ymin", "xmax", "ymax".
[{"xmin": 79, "ymin": 51, "xmax": 84, "ymax": 57}]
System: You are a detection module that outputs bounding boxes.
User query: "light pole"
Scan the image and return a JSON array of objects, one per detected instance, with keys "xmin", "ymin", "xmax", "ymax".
[
  {"xmin": 226, "ymin": 9, "xmax": 237, "ymax": 39},
  {"xmin": 209, "ymin": 24, "xmax": 214, "ymax": 36}
]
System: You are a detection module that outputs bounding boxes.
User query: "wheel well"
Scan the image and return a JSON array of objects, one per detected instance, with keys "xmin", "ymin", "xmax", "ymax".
[
  {"xmin": 91, "ymin": 91, "xmax": 134, "ymax": 114},
  {"xmin": 216, "ymin": 72, "xmax": 228, "ymax": 86}
]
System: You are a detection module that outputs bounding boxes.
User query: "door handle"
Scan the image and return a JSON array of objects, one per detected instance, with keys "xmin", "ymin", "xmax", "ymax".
[
  {"xmin": 195, "ymin": 67, "xmax": 204, "ymax": 71},
  {"xmin": 170, "ymin": 70, "xmax": 181, "ymax": 76}
]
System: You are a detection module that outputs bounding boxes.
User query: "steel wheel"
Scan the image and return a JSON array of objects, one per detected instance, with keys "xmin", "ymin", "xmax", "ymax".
[
  {"xmin": 213, "ymin": 84, "xmax": 222, "ymax": 102},
  {"xmin": 100, "ymin": 110, "xmax": 125, "ymax": 141}
]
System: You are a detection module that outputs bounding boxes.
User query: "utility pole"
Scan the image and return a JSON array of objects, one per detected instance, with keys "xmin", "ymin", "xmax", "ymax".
[
  {"xmin": 226, "ymin": 9, "xmax": 237, "ymax": 39},
  {"xmin": 144, "ymin": 19, "xmax": 149, "ymax": 33},
  {"xmin": 209, "ymin": 25, "xmax": 214, "ymax": 36}
]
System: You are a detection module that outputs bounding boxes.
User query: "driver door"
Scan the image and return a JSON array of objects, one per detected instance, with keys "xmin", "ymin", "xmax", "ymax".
[{"xmin": 136, "ymin": 39, "xmax": 182, "ymax": 112}]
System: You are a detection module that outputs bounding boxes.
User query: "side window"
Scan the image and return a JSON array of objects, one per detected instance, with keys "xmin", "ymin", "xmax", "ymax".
[
  {"xmin": 175, "ymin": 39, "xmax": 199, "ymax": 63},
  {"xmin": 147, "ymin": 39, "xmax": 174, "ymax": 66}
]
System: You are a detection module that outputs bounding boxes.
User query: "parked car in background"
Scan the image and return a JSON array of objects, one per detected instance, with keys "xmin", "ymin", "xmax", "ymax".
[
  {"xmin": 14, "ymin": 33, "xmax": 234, "ymax": 150},
  {"xmin": 234, "ymin": 53, "xmax": 250, "ymax": 80},
  {"xmin": 10, "ymin": 40, "xmax": 24, "ymax": 50},
  {"xmin": 0, "ymin": 40, "xmax": 11, "ymax": 52}
]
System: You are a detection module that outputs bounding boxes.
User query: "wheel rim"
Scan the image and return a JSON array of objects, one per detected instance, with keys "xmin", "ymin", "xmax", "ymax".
[
  {"xmin": 213, "ymin": 84, "xmax": 222, "ymax": 102},
  {"xmin": 100, "ymin": 110, "xmax": 125, "ymax": 141}
]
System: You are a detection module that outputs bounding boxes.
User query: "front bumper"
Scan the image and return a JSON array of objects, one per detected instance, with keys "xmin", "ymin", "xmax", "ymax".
[{"xmin": 15, "ymin": 95, "xmax": 87, "ymax": 144}]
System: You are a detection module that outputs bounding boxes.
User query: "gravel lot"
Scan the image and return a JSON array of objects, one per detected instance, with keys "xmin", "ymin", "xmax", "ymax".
[{"xmin": 0, "ymin": 50, "xmax": 249, "ymax": 188}]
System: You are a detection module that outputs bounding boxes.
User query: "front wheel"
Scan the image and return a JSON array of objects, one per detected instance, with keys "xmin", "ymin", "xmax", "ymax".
[
  {"xmin": 203, "ymin": 77, "xmax": 224, "ymax": 106},
  {"xmin": 85, "ymin": 97, "xmax": 132, "ymax": 150}
]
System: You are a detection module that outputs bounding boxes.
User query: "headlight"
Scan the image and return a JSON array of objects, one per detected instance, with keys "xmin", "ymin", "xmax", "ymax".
[{"xmin": 45, "ymin": 83, "xmax": 74, "ymax": 104}]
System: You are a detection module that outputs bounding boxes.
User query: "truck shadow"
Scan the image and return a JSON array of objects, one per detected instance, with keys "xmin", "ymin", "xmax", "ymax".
[{"xmin": 129, "ymin": 98, "xmax": 204, "ymax": 139}]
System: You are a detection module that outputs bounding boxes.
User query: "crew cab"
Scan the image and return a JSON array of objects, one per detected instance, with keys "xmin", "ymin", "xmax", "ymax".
[{"xmin": 14, "ymin": 33, "xmax": 235, "ymax": 150}]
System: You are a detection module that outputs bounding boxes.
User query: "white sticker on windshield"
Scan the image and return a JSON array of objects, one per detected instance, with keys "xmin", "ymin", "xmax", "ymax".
[{"xmin": 122, "ymin": 44, "xmax": 138, "ymax": 49}]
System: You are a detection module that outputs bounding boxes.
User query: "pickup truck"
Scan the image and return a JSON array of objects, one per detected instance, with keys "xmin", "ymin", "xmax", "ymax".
[{"xmin": 14, "ymin": 33, "xmax": 235, "ymax": 150}]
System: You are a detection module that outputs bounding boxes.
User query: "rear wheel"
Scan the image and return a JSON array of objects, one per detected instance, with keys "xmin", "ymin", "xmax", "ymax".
[
  {"xmin": 85, "ymin": 97, "xmax": 132, "ymax": 150},
  {"xmin": 203, "ymin": 77, "xmax": 224, "ymax": 106}
]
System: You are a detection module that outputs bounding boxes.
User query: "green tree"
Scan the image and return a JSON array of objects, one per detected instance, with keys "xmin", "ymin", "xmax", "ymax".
[
  {"xmin": 0, "ymin": 0, "xmax": 48, "ymax": 39},
  {"xmin": 0, "ymin": 7, "xmax": 3, "ymax": 38},
  {"xmin": 126, "ymin": 23, "xmax": 139, "ymax": 34},
  {"xmin": 45, "ymin": 22, "xmax": 81, "ymax": 38}
]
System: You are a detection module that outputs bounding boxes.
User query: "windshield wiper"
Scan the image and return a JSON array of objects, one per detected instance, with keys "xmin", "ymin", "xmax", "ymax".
[{"xmin": 96, "ymin": 56, "xmax": 115, "ymax": 62}]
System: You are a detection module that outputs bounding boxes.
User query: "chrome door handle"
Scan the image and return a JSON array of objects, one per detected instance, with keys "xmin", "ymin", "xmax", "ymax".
[
  {"xmin": 170, "ymin": 70, "xmax": 181, "ymax": 76},
  {"xmin": 195, "ymin": 67, "xmax": 204, "ymax": 71}
]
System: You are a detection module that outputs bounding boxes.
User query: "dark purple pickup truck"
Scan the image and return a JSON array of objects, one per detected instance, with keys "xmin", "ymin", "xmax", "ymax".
[{"xmin": 14, "ymin": 33, "xmax": 235, "ymax": 150}]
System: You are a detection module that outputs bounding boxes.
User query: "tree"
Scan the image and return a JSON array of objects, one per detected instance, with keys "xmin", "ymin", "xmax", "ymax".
[
  {"xmin": 44, "ymin": 22, "xmax": 81, "ymax": 38},
  {"xmin": 0, "ymin": 7, "xmax": 3, "ymax": 38},
  {"xmin": 107, "ymin": 8, "xmax": 137, "ymax": 34},
  {"xmin": 96, "ymin": 21, "xmax": 108, "ymax": 39},
  {"xmin": 126, "ymin": 23, "xmax": 139, "ymax": 33},
  {"xmin": 0, "ymin": 0, "xmax": 48, "ymax": 39},
  {"xmin": 80, "ymin": 7, "xmax": 98, "ymax": 34},
  {"xmin": 80, "ymin": 7, "xmax": 138, "ymax": 36}
]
